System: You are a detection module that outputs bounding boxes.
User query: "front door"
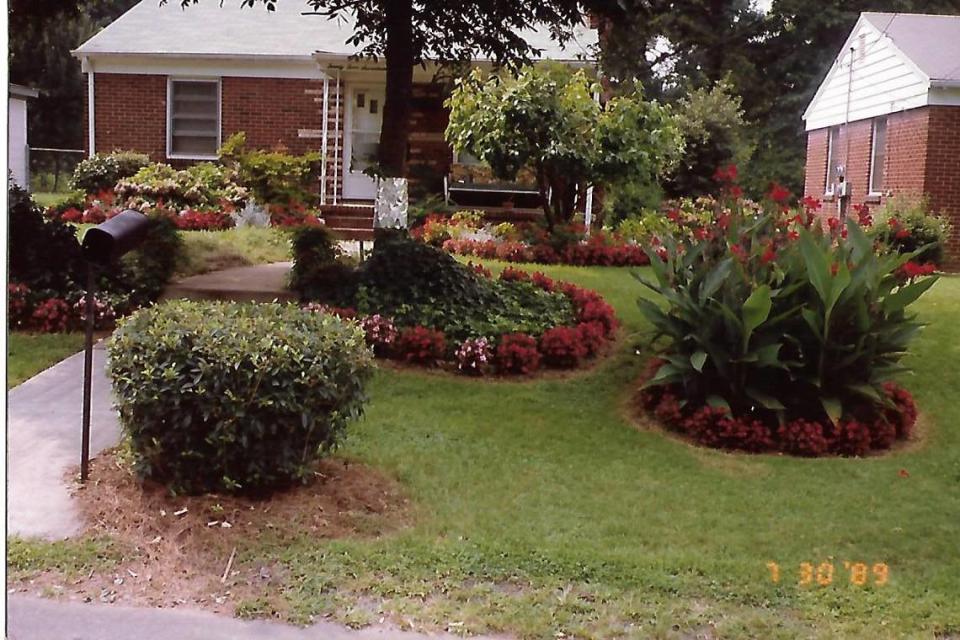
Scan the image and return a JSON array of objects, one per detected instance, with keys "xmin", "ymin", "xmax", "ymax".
[{"xmin": 342, "ymin": 85, "xmax": 384, "ymax": 201}]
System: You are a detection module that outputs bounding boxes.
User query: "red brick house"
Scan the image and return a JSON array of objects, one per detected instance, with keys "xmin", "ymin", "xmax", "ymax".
[
  {"xmin": 803, "ymin": 12, "xmax": 960, "ymax": 267},
  {"xmin": 72, "ymin": 0, "xmax": 596, "ymax": 234}
]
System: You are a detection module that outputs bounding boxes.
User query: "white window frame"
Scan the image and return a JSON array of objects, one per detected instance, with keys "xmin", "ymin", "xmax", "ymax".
[
  {"xmin": 868, "ymin": 116, "xmax": 888, "ymax": 197},
  {"xmin": 166, "ymin": 77, "xmax": 222, "ymax": 161},
  {"xmin": 825, "ymin": 125, "xmax": 839, "ymax": 197}
]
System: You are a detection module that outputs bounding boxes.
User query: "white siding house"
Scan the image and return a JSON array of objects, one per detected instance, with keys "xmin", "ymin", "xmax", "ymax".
[
  {"xmin": 8, "ymin": 85, "xmax": 39, "ymax": 188},
  {"xmin": 804, "ymin": 13, "xmax": 960, "ymax": 131}
]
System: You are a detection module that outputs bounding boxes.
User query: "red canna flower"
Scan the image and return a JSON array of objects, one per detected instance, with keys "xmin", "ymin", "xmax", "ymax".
[
  {"xmin": 895, "ymin": 228, "xmax": 911, "ymax": 240},
  {"xmin": 899, "ymin": 261, "xmax": 936, "ymax": 279},
  {"xmin": 801, "ymin": 195, "xmax": 822, "ymax": 211},
  {"xmin": 713, "ymin": 164, "xmax": 738, "ymax": 183},
  {"xmin": 730, "ymin": 243, "xmax": 748, "ymax": 262},
  {"xmin": 768, "ymin": 183, "xmax": 791, "ymax": 204},
  {"xmin": 761, "ymin": 245, "xmax": 777, "ymax": 265}
]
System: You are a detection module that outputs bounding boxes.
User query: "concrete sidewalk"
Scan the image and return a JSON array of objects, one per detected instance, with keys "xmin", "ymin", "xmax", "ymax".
[
  {"xmin": 7, "ymin": 596, "xmax": 505, "ymax": 640},
  {"xmin": 162, "ymin": 261, "xmax": 296, "ymax": 303},
  {"xmin": 7, "ymin": 341, "xmax": 121, "ymax": 539}
]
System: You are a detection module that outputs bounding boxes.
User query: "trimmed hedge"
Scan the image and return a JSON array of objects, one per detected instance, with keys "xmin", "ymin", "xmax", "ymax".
[{"xmin": 108, "ymin": 301, "xmax": 375, "ymax": 494}]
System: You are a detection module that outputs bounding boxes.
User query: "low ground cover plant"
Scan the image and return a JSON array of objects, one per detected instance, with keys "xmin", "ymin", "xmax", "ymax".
[
  {"xmin": 292, "ymin": 231, "xmax": 618, "ymax": 376},
  {"xmin": 637, "ymin": 184, "xmax": 935, "ymax": 456},
  {"xmin": 108, "ymin": 300, "xmax": 375, "ymax": 494}
]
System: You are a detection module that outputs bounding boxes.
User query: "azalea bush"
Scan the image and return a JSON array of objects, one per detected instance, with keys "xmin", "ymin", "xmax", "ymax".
[
  {"xmin": 71, "ymin": 151, "xmax": 151, "ymax": 194},
  {"xmin": 638, "ymin": 185, "xmax": 936, "ymax": 456},
  {"xmin": 108, "ymin": 301, "xmax": 375, "ymax": 494}
]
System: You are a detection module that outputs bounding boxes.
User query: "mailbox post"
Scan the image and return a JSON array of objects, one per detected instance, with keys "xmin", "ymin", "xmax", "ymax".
[{"xmin": 79, "ymin": 210, "xmax": 151, "ymax": 483}]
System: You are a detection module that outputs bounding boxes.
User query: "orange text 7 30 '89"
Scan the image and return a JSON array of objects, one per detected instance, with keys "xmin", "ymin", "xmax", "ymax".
[{"xmin": 766, "ymin": 561, "xmax": 889, "ymax": 586}]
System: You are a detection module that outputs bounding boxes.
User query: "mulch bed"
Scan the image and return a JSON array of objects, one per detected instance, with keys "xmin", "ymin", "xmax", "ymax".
[{"xmin": 10, "ymin": 449, "xmax": 411, "ymax": 616}]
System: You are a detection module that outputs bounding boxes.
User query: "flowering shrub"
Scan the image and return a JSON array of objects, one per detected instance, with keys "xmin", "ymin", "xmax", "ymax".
[
  {"xmin": 360, "ymin": 314, "xmax": 399, "ymax": 356},
  {"xmin": 636, "ymin": 177, "xmax": 932, "ymax": 456},
  {"xmin": 32, "ymin": 298, "xmax": 72, "ymax": 333},
  {"xmin": 71, "ymin": 151, "xmax": 151, "ymax": 194},
  {"xmin": 396, "ymin": 326, "xmax": 447, "ymax": 365},
  {"xmin": 74, "ymin": 294, "xmax": 117, "ymax": 329},
  {"xmin": 116, "ymin": 162, "xmax": 248, "ymax": 212},
  {"xmin": 8, "ymin": 283, "xmax": 32, "ymax": 328},
  {"xmin": 455, "ymin": 337, "xmax": 493, "ymax": 375},
  {"xmin": 870, "ymin": 195, "xmax": 950, "ymax": 265},
  {"xmin": 494, "ymin": 333, "xmax": 541, "ymax": 375},
  {"xmin": 539, "ymin": 326, "xmax": 588, "ymax": 368}
]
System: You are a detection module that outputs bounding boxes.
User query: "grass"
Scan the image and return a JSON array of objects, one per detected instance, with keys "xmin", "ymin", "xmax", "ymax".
[
  {"xmin": 175, "ymin": 227, "xmax": 292, "ymax": 278},
  {"xmin": 8, "ymin": 332, "xmax": 85, "ymax": 389},
  {"xmin": 11, "ymin": 264, "xmax": 960, "ymax": 638},
  {"xmin": 31, "ymin": 191, "xmax": 77, "ymax": 209}
]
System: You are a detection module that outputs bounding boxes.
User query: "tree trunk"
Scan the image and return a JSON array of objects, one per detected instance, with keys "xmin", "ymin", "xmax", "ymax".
[
  {"xmin": 536, "ymin": 164, "xmax": 555, "ymax": 231},
  {"xmin": 377, "ymin": 0, "xmax": 415, "ymax": 179}
]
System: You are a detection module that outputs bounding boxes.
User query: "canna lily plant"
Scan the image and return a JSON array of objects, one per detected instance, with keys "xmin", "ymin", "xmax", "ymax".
[{"xmin": 637, "ymin": 193, "xmax": 937, "ymax": 428}]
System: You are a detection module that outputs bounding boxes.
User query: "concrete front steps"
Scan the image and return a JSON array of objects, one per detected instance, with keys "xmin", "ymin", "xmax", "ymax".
[
  {"xmin": 162, "ymin": 262, "xmax": 296, "ymax": 304},
  {"xmin": 321, "ymin": 204, "xmax": 374, "ymax": 241}
]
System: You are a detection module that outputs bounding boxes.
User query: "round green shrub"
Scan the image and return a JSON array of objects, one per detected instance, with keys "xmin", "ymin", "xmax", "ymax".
[{"xmin": 108, "ymin": 301, "xmax": 375, "ymax": 495}]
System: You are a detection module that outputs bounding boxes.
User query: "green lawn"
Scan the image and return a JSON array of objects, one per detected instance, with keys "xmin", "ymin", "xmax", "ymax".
[
  {"xmin": 11, "ymin": 265, "xmax": 960, "ymax": 638},
  {"xmin": 175, "ymin": 227, "xmax": 292, "ymax": 278},
  {"xmin": 31, "ymin": 191, "xmax": 75, "ymax": 209},
  {"xmin": 8, "ymin": 332, "xmax": 85, "ymax": 388}
]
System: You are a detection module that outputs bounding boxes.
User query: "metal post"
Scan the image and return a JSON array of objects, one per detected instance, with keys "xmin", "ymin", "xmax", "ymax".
[{"xmin": 80, "ymin": 263, "xmax": 96, "ymax": 483}]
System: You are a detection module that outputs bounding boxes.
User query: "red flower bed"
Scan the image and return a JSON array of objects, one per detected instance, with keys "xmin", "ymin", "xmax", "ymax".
[
  {"xmin": 494, "ymin": 333, "xmax": 542, "ymax": 375},
  {"xmin": 539, "ymin": 326, "xmax": 588, "ymax": 368},
  {"xmin": 175, "ymin": 209, "xmax": 234, "ymax": 231},
  {"xmin": 639, "ymin": 358, "xmax": 918, "ymax": 457},
  {"xmin": 32, "ymin": 298, "xmax": 72, "ymax": 333},
  {"xmin": 396, "ymin": 326, "xmax": 447, "ymax": 365}
]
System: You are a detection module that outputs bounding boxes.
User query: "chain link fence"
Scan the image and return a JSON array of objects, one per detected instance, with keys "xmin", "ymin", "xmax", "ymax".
[{"xmin": 28, "ymin": 147, "xmax": 86, "ymax": 194}]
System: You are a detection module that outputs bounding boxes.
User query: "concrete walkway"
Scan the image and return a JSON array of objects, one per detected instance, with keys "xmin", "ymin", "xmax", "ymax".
[
  {"xmin": 162, "ymin": 261, "xmax": 296, "ymax": 303},
  {"xmin": 7, "ymin": 596, "xmax": 505, "ymax": 640},
  {"xmin": 8, "ymin": 341, "xmax": 120, "ymax": 539}
]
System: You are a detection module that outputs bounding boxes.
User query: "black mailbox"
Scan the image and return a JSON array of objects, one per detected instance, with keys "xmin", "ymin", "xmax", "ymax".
[{"xmin": 82, "ymin": 209, "xmax": 151, "ymax": 265}]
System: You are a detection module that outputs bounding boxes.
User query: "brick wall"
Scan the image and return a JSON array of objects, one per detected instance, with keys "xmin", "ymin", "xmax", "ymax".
[
  {"xmin": 221, "ymin": 77, "xmax": 325, "ymax": 155},
  {"xmin": 407, "ymin": 82, "xmax": 453, "ymax": 195},
  {"xmin": 925, "ymin": 106, "xmax": 960, "ymax": 268},
  {"xmin": 804, "ymin": 105, "xmax": 960, "ymax": 267},
  {"xmin": 90, "ymin": 73, "xmax": 167, "ymax": 160}
]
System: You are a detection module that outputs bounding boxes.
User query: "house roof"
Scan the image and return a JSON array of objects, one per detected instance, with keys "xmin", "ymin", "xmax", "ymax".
[
  {"xmin": 9, "ymin": 84, "xmax": 39, "ymax": 99},
  {"xmin": 74, "ymin": 0, "xmax": 597, "ymax": 63},
  {"xmin": 863, "ymin": 12, "xmax": 960, "ymax": 86}
]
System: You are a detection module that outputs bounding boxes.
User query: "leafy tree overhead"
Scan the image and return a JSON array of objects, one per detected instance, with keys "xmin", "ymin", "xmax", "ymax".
[
  {"xmin": 446, "ymin": 65, "xmax": 682, "ymax": 230},
  {"xmin": 178, "ymin": 0, "xmax": 591, "ymax": 179}
]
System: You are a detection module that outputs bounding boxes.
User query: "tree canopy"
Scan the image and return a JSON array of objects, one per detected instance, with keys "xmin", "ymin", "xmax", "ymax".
[{"xmin": 446, "ymin": 65, "xmax": 682, "ymax": 229}]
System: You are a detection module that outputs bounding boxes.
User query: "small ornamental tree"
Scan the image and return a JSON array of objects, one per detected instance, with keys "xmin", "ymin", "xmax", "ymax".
[{"xmin": 446, "ymin": 65, "xmax": 682, "ymax": 230}]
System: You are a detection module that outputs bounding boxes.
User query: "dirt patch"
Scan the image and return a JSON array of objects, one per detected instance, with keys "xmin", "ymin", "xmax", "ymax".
[{"xmin": 10, "ymin": 449, "xmax": 411, "ymax": 616}]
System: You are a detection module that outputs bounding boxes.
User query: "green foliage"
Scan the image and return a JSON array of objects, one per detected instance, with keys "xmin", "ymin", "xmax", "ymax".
[
  {"xmin": 446, "ymin": 65, "xmax": 682, "ymax": 229},
  {"xmin": 70, "ymin": 151, "xmax": 151, "ymax": 194},
  {"xmin": 8, "ymin": 183, "xmax": 85, "ymax": 295},
  {"xmin": 298, "ymin": 231, "xmax": 575, "ymax": 340},
  {"xmin": 667, "ymin": 81, "xmax": 754, "ymax": 198},
  {"xmin": 601, "ymin": 181, "xmax": 664, "ymax": 225},
  {"xmin": 115, "ymin": 162, "xmax": 248, "ymax": 211},
  {"xmin": 290, "ymin": 226, "xmax": 356, "ymax": 301},
  {"xmin": 219, "ymin": 132, "xmax": 323, "ymax": 206},
  {"xmin": 107, "ymin": 300, "xmax": 375, "ymax": 495},
  {"xmin": 114, "ymin": 217, "xmax": 183, "ymax": 309},
  {"xmin": 638, "ymin": 199, "xmax": 936, "ymax": 424},
  {"xmin": 872, "ymin": 195, "xmax": 951, "ymax": 266}
]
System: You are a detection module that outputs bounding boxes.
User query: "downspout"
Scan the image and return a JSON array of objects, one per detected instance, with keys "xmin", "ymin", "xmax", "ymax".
[
  {"xmin": 840, "ymin": 45, "xmax": 855, "ymax": 219},
  {"xmin": 320, "ymin": 74, "xmax": 329, "ymax": 206},
  {"xmin": 85, "ymin": 57, "xmax": 96, "ymax": 157}
]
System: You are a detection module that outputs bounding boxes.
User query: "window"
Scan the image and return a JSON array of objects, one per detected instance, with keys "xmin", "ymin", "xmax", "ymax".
[
  {"xmin": 168, "ymin": 79, "xmax": 220, "ymax": 159},
  {"xmin": 825, "ymin": 126, "xmax": 842, "ymax": 195},
  {"xmin": 869, "ymin": 117, "xmax": 888, "ymax": 195}
]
